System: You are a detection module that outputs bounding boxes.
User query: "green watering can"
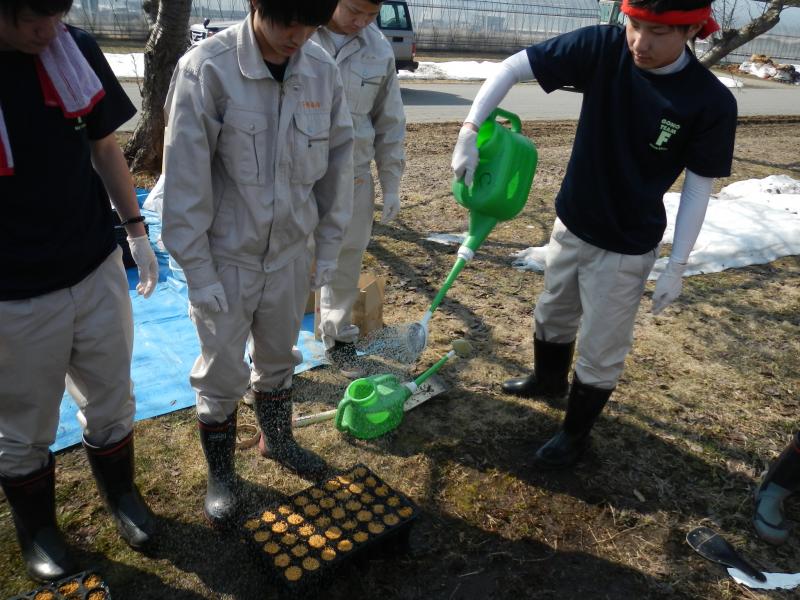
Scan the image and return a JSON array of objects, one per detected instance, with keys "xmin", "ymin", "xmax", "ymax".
[
  {"xmin": 391, "ymin": 109, "xmax": 539, "ymax": 359},
  {"xmin": 335, "ymin": 340, "xmax": 473, "ymax": 439},
  {"xmin": 441, "ymin": 108, "xmax": 539, "ymax": 307}
]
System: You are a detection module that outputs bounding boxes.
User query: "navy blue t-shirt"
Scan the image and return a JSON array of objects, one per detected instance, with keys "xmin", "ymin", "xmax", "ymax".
[
  {"xmin": 0, "ymin": 26, "xmax": 136, "ymax": 300},
  {"xmin": 527, "ymin": 25, "xmax": 737, "ymax": 254}
]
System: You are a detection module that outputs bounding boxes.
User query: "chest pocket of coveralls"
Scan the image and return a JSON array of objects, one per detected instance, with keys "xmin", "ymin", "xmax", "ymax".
[
  {"xmin": 291, "ymin": 111, "xmax": 330, "ymax": 184},
  {"xmin": 352, "ymin": 61, "xmax": 385, "ymax": 114},
  {"xmin": 218, "ymin": 107, "xmax": 269, "ymax": 186}
]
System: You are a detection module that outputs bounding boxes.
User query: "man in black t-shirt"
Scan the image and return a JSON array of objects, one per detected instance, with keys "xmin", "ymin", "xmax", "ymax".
[
  {"xmin": 451, "ymin": 0, "xmax": 736, "ymax": 469},
  {"xmin": 0, "ymin": 0, "xmax": 158, "ymax": 582}
]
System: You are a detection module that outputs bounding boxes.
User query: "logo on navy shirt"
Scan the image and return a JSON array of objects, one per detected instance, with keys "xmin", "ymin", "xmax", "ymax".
[{"xmin": 650, "ymin": 118, "xmax": 680, "ymax": 151}]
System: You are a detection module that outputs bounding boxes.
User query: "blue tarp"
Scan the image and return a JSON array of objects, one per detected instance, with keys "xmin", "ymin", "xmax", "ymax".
[{"xmin": 53, "ymin": 190, "xmax": 327, "ymax": 451}]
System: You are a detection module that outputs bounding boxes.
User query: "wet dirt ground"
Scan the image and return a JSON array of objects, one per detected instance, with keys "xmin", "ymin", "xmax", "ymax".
[{"xmin": 1, "ymin": 117, "xmax": 799, "ymax": 599}]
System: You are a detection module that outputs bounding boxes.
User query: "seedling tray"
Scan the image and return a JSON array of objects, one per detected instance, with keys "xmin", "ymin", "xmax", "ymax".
[
  {"xmin": 242, "ymin": 464, "xmax": 418, "ymax": 593},
  {"xmin": 7, "ymin": 571, "xmax": 110, "ymax": 600}
]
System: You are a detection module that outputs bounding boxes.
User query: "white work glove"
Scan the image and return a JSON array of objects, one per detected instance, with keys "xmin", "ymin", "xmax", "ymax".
[
  {"xmin": 451, "ymin": 125, "xmax": 479, "ymax": 186},
  {"xmin": 652, "ymin": 260, "xmax": 687, "ymax": 315},
  {"xmin": 312, "ymin": 259, "xmax": 337, "ymax": 290},
  {"xmin": 188, "ymin": 281, "xmax": 229, "ymax": 313},
  {"xmin": 127, "ymin": 235, "xmax": 158, "ymax": 299},
  {"xmin": 380, "ymin": 192, "xmax": 401, "ymax": 224}
]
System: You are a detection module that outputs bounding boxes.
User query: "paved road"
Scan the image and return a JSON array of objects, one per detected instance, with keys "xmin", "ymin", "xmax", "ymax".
[{"xmin": 120, "ymin": 79, "xmax": 800, "ymax": 131}]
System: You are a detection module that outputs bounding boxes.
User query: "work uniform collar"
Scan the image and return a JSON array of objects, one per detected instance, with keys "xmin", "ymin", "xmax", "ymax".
[
  {"xmin": 317, "ymin": 24, "xmax": 367, "ymax": 63},
  {"xmin": 237, "ymin": 15, "xmax": 316, "ymax": 81}
]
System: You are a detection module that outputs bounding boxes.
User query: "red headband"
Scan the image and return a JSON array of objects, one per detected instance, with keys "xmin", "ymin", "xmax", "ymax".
[{"xmin": 620, "ymin": 0, "xmax": 720, "ymax": 39}]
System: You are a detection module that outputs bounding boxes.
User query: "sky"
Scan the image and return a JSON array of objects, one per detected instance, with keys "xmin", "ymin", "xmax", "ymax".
[{"xmin": 428, "ymin": 176, "xmax": 800, "ymax": 281}]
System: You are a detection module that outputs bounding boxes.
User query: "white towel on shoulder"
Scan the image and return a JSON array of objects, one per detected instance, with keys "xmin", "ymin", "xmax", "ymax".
[{"xmin": 0, "ymin": 24, "xmax": 104, "ymax": 176}]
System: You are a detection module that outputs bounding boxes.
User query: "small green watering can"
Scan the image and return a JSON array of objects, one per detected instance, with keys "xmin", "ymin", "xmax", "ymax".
[
  {"xmin": 335, "ymin": 340, "xmax": 472, "ymax": 439},
  {"xmin": 334, "ymin": 375, "xmax": 408, "ymax": 440}
]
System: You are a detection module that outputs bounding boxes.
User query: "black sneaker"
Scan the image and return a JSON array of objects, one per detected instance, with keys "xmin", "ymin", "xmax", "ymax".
[{"xmin": 325, "ymin": 342, "xmax": 367, "ymax": 379}]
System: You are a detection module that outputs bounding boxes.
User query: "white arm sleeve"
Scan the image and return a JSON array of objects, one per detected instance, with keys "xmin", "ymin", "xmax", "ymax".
[
  {"xmin": 670, "ymin": 169, "xmax": 713, "ymax": 264},
  {"xmin": 464, "ymin": 50, "xmax": 535, "ymax": 127}
]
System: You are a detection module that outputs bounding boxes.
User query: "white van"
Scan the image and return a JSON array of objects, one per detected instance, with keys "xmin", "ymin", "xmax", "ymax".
[{"xmin": 377, "ymin": 0, "xmax": 419, "ymax": 72}]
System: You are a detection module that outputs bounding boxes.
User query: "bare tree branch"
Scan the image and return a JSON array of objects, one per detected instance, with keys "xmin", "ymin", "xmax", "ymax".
[{"xmin": 700, "ymin": 0, "xmax": 800, "ymax": 67}]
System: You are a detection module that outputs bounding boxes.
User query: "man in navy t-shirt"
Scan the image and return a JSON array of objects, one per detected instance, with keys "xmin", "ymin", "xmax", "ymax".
[
  {"xmin": 0, "ymin": 0, "xmax": 158, "ymax": 582},
  {"xmin": 451, "ymin": 0, "xmax": 736, "ymax": 469}
]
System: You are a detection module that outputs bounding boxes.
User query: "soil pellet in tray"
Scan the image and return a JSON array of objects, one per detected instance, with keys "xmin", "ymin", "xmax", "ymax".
[
  {"xmin": 262, "ymin": 510, "xmax": 277, "ymax": 523},
  {"xmin": 58, "ymin": 581, "xmax": 80, "ymax": 594},
  {"xmin": 83, "ymin": 574, "xmax": 104, "ymax": 588},
  {"xmin": 285, "ymin": 566, "xmax": 303, "ymax": 581},
  {"xmin": 291, "ymin": 544, "xmax": 309, "ymax": 557},
  {"xmin": 254, "ymin": 530, "xmax": 270, "ymax": 542}
]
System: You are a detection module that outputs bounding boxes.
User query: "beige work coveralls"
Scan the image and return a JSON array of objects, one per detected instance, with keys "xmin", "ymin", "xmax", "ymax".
[{"xmin": 313, "ymin": 23, "xmax": 406, "ymax": 349}]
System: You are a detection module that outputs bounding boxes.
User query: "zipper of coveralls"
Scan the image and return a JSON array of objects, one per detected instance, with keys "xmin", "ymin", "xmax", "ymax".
[{"xmin": 264, "ymin": 78, "xmax": 285, "ymax": 267}]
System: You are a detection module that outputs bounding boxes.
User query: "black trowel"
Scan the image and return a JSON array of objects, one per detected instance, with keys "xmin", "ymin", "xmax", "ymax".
[{"xmin": 686, "ymin": 526, "xmax": 767, "ymax": 582}]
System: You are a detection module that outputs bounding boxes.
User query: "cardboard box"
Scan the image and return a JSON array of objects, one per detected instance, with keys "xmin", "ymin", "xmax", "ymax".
[{"xmin": 314, "ymin": 273, "xmax": 385, "ymax": 340}]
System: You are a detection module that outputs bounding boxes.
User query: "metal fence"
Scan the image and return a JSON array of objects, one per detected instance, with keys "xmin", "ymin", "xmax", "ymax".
[
  {"xmin": 408, "ymin": 0, "xmax": 600, "ymax": 53},
  {"xmin": 64, "ymin": 0, "xmax": 800, "ymax": 63}
]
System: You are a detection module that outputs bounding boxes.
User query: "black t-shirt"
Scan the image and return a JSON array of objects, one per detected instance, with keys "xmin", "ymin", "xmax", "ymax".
[
  {"xmin": 527, "ymin": 25, "xmax": 737, "ymax": 254},
  {"xmin": 0, "ymin": 25, "xmax": 136, "ymax": 300},
  {"xmin": 265, "ymin": 59, "xmax": 288, "ymax": 82}
]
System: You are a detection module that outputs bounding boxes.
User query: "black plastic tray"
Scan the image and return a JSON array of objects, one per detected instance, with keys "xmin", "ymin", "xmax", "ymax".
[
  {"xmin": 242, "ymin": 464, "xmax": 418, "ymax": 593},
  {"xmin": 6, "ymin": 570, "xmax": 111, "ymax": 600}
]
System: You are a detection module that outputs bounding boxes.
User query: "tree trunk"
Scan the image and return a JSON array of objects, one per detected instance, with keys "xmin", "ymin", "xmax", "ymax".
[
  {"xmin": 124, "ymin": 0, "xmax": 192, "ymax": 174},
  {"xmin": 699, "ymin": 0, "xmax": 785, "ymax": 67}
]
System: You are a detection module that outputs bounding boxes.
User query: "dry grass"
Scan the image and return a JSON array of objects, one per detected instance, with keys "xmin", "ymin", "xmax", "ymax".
[{"xmin": 1, "ymin": 118, "xmax": 798, "ymax": 599}]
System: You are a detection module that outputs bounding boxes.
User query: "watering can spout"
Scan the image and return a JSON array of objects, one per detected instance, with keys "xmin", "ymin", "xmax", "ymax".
[{"xmin": 464, "ymin": 212, "xmax": 498, "ymax": 254}]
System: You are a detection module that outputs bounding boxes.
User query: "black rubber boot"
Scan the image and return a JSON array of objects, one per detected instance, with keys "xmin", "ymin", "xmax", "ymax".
[
  {"xmin": 534, "ymin": 374, "xmax": 613, "ymax": 469},
  {"xmin": 0, "ymin": 454, "xmax": 77, "ymax": 582},
  {"xmin": 502, "ymin": 337, "xmax": 575, "ymax": 398},
  {"xmin": 198, "ymin": 412, "xmax": 239, "ymax": 527},
  {"xmin": 254, "ymin": 388, "xmax": 327, "ymax": 477},
  {"xmin": 84, "ymin": 432, "xmax": 156, "ymax": 550},
  {"xmin": 754, "ymin": 431, "xmax": 800, "ymax": 545}
]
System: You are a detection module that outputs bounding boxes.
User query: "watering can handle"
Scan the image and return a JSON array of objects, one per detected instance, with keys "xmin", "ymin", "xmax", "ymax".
[
  {"xmin": 334, "ymin": 398, "xmax": 349, "ymax": 430},
  {"xmin": 491, "ymin": 108, "xmax": 522, "ymax": 133}
]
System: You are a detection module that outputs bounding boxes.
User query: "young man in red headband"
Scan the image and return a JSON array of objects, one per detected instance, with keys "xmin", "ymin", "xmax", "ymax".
[
  {"xmin": 0, "ymin": 0, "xmax": 158, "ymax": 582},
  {"xmin": 452, "ymin": 0, "xmax": 736, "ymax": 468}
]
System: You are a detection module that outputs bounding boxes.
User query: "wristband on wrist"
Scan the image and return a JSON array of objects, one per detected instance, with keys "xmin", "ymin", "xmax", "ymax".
[{"xmin": 118, "ymin": 215, "xmax": 146, "ymax": 227}]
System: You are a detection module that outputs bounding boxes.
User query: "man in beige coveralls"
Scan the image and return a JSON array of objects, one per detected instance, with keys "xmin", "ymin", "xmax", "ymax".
[
  {"xmin": 162, "ymin": 0, "xmax": 353, "ymax": 527},
  {"xmin": 313, "ymin": 0, "xmax": 406, "ymax": 378}
]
